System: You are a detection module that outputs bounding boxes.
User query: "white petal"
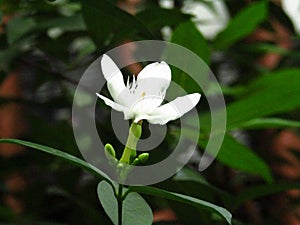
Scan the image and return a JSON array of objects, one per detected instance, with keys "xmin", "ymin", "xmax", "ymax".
[
  {"xmin": 129, "ymin": 95, "xmax": 164, "ymax": 117},
  {"xmin": 135, "ymin": 62, "xmax": 171, "ymax": 102},
  {"xmin": 134, "ymin": 93, "xmax": 201, "ymax": 125},
  {"xmin": 138, "ymin": 61, "xmax": 171, "ymax": 81},
  {"xmin": 96, "ymin": 93, "xmax": 127, "ymax": 112},
  {"xmin": 101, "ymin": 54, "xmax": 126, "ymax": 103},
  {"xmin": 282, "ymin": 0, "xmax": 300, "ymax": 34}
]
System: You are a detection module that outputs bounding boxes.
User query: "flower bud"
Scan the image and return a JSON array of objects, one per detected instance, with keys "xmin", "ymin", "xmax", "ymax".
[
  {"xmin": 132, "ymin": 158, "xmax": 140, "ymax": 166},
  {"xmin": 104, "ymin": 143, "xmax": 116, "ymax": 158},
  {"xmin": 138, "ymin": 153, "xmax": 149, "ymax": 164}
]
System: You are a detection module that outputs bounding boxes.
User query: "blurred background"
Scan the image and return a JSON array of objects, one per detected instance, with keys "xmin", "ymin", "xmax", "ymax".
[{"xmin": 0, "ymin": 0, "xmax": 300, "ymax": 224}]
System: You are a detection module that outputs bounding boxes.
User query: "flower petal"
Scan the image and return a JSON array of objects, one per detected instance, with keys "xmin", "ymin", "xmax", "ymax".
[
  {"xmin": 133, "ymin": 93, "xmax": 201, "ymax": 125},
  {"xmin": 134, "ymin": 61, "xmax": 171, "ymax": 104},
  {"xmin": 101, "ymin": 54, "xmax": 126, "ymax": 103},
  {"xmin": 182, "ymin": 0, "xmax": 229, "ymax": 39},
  {"xmin": 138, "ymin": 61, "xmax": 171, "ymax": 81},
  {"xmin": 96, "ymin": 93, "xmax": 127, "ymax": 113},
  {"xmin": 282, "ymin": 0, "xmax": 300, "ymax": 34},
  {"xmin": 129, "ymin": 95, "xmax": 165, "ymax": 118}
]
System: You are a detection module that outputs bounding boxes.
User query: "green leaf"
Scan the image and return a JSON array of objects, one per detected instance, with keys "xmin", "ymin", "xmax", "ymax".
[
  {"xmin": 195, "ymin": 132, "xmax": 272, "ymax": 182},
  {"xmin": 214, "ymin": 1, "xmax": 268, "ymax": 49},
  {"xmin": 227, "ymin": 69, "xmax": 300, "ymax": 129},
  {"xmin": 0, "ymin": 138, "xmax": 112, "ymax": 184},
  {"xmin": 165, "ymin": 20, "xmax": 210, "ymax": 94},
  {"xmin": 234, "ymin": 182, "xmax": 300, "ymax": 208},
  {"xmin": 6, "ymin": 14, "xmax": 85, "ymax": 44},
  {"xmin": 214, "ymin": 134, "xmax": 272, "ymax": 182},
  {"xmin": 244, "ymin": 43, "xmax": 300, "ymax": 58},
  {"xmin": 123, "ymin": 192, "xmax": 153, "ymax": 225},
  {"xmin": 6, "ymin": 17, "xmax": 36, "ymax": 44},
  {"xmin": 80, "ymin": 0, "xmax": 153, "ymax": 49},
  {"xmin": 174, "ymin": 167, "xmax": 209, "ymax": 186},
  {"xmin": 0, "ymin": 10, "xmax": 2, "ymax": 24},
  {"xmin": 237, "ymin": 118, "xmax": 300, "ymax": 130},
  {"xmin": 97, "ymin": 181, "xmax": 118, "ymax": 225},
  {"xmin": 171, "ymin": 20, "xmax": 210, "ymax": 65},
  {"xmin": 128, "ymin": 185, "xmax": 232, "ymax": 224},
  {"xmin": 136, "ymin": 7, "xmax": 191, "ymax": 32},
  {"xmin": 98, "ymin": 181, "xmax": 153, "ymax": 225},
  {"xmin": 36, "ymin": 14, "xmax": 86, "ymax": 32},
  {"xmin": 173, "ymin": 167, "xmax": 233, "ymax": 206},
  {"xmin": 173, "ymin": 167, "xmax": 232, "ymax": 202},
  {"xmin": 243, "ymin": 43, "xmax": 289, "ymax": 55},
  {"xmin": 180, "ymin": 126, "xmax": 272, "ymax": 182}
]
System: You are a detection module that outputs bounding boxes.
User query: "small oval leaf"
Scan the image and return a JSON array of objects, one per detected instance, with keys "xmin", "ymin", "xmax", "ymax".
[
  {"xmin": 123, "ymin": 192, "xmax": 153, "ymax": 225},
  {"xmin": 98, "ymin": 181, "xmax": 118, "ymax": 225}
]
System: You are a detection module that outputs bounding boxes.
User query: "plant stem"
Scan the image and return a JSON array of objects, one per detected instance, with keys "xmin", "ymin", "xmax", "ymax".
[
  {"xmin": 118, "ymin": 184, "xmax": 123, "ymax": 225},
  {"xmin": 119, "ymin": 122, "xmax": 142, "ymax": 164},
  {"xmin": 117, "ymin": 122, "xmax": 142, "ymax": 224}
]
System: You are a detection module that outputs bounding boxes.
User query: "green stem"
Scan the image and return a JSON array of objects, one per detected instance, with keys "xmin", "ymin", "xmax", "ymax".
[
  {"xmin": 119, "ymin": 122, "xmax": 142, "ymax": 164},
  {"xmin": 119, "ymin": 146, "xmax": 133, "ymax": 164},
  {"xmin": 118, "ymin": 184, "xmax": 123, "ymax": 225},
  {"xmin": 116, "ymin": 122, "xmax": 142, "ymax": 225}
]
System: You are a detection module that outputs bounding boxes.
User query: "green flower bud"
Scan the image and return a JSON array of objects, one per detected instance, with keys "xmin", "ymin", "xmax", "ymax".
[
  {"xmin": 132, "ymin": 158, "xmax": 140, "ymax": 166},
  {"xmin": 138, "ymin": 153, "xmax": 149, "ymax": 164},
  {"xmin": 104, "ymin": 143, "xmax": 116, "ymax": 158}
]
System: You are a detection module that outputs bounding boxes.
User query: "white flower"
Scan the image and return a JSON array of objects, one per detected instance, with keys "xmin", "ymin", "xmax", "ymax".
[
  {"xmin": 182, "ymin": 0, "xmax": 230, "ymax": 40},
  {"xmin": 282, "ymin": 0, "xmax": 300, "ymax": 34},
  {"xmin": 96, "ymin": 55, "xmax": 201, "ymax": 125}
]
